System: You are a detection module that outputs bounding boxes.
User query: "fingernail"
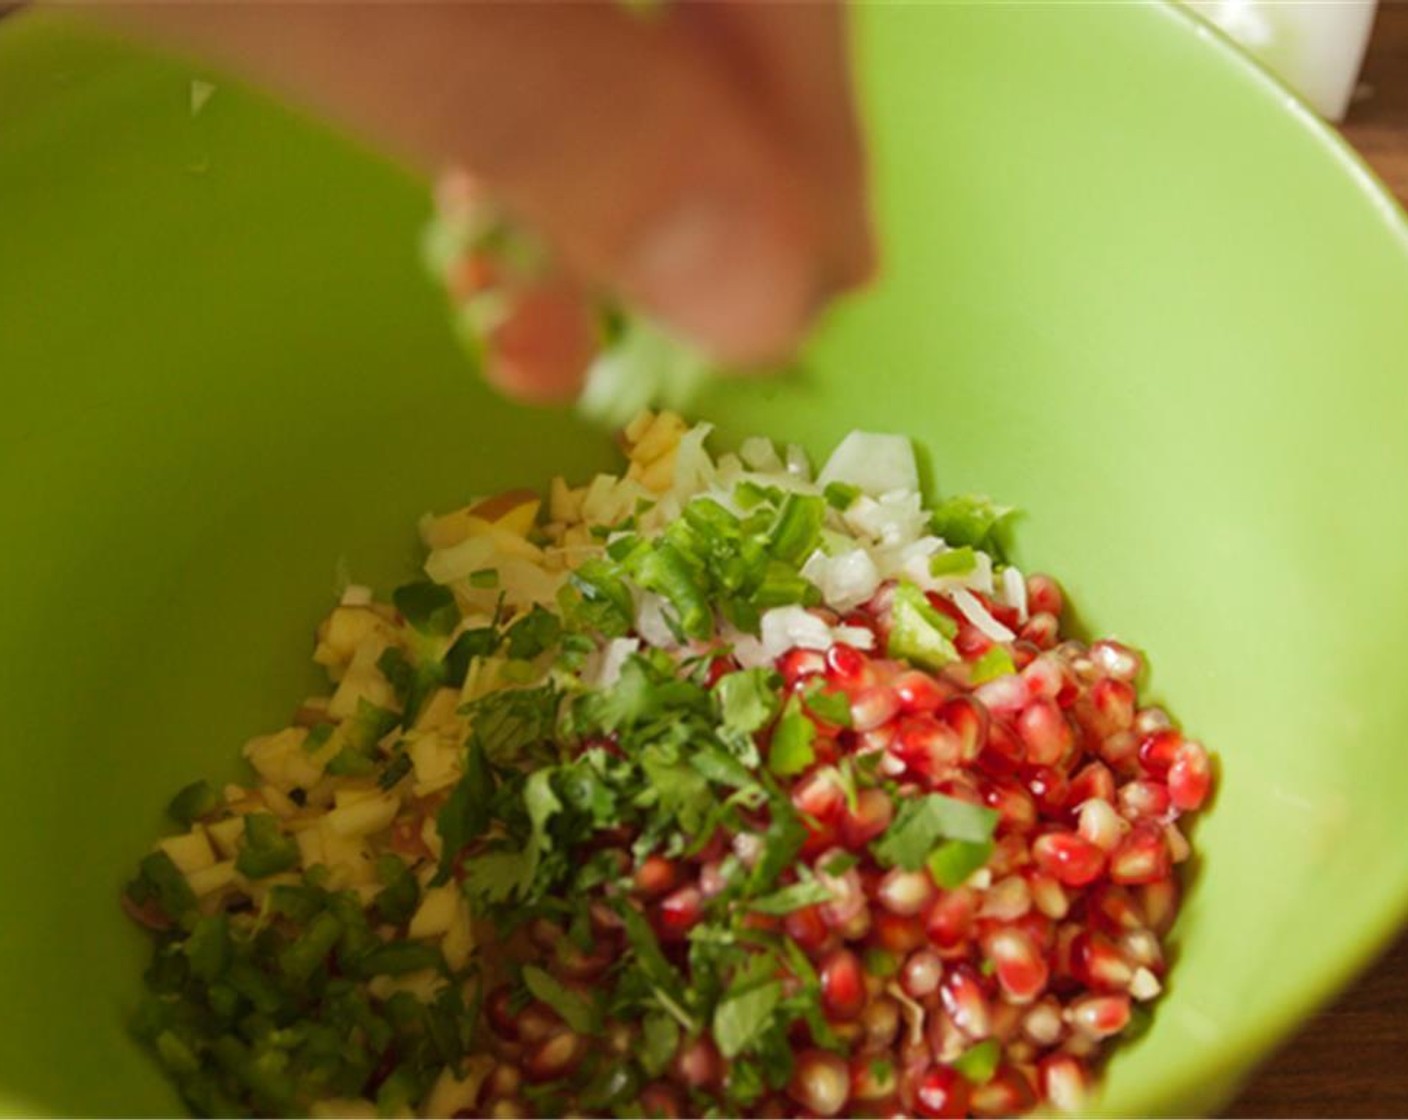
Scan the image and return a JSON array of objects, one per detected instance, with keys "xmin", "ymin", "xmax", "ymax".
[{"xmin": 620, "ymin": 196, "xmax": 819, "ymax": 365}]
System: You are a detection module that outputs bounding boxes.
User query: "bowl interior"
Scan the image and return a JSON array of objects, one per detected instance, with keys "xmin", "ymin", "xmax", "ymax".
[{"xmin": 3, "ymin": 6, "xmax": 1408, "ymax": 1116}]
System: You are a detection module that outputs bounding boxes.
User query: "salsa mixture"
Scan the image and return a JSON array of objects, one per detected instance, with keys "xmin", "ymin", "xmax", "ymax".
[{"xmin": 125, "ymin": 414, "xmax": 1213, "ymax": 1118}]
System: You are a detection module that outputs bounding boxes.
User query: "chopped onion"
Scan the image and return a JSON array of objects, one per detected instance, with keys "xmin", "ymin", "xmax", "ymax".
[
  {"xmin": 739, "ymin": 436, "xmax": 783, "ymax": 472},
  {"xmin": 832, "ymin": 625, "xmax": 876, "ymax": 650},
  {"xmin": 817, "ymin": 431, "xmax": 919, "ymax": 497},
  {"xmin": 634, "ymin": 592, "xmax": 678, "ymax": 649},
  {"xmin": 588, "ymin": 637, "xmax": 640, "ymax": 689},
  {"xmin": 801, "ymin": 547, "xmax": 881, "ymax": 613},
  {"xmin": 1002, "ymin": 566, "xmax": 1029, "ymax": 624},
  {"xmin": 952, "ymin": 588, "xmax": 1016, "ymax": 642}
]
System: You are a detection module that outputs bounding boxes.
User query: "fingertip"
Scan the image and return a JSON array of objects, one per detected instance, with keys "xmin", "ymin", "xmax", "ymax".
[{"xmin": 483, "ymin": 283, "xmax": 598, "ymax": 405}]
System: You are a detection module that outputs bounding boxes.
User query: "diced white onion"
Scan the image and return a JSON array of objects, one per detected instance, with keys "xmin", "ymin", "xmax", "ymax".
[
  {"xmin": 951, "ymin": 588, "xmax": 1016, "ymax": 642},
  {"xmin": 817, "ymin": 431, "xmax": 919, "ymax": 496},
  {"xmin": 801, "ymin": 547, "xmax": 880, "ymax": 613},
  {"xmin": 1002, "ymin": 565, "xmax": 1029, "ymax": 624},
  {"xmin": 739, "ymin": 436, "xmax": 782, "ymax": 472}
]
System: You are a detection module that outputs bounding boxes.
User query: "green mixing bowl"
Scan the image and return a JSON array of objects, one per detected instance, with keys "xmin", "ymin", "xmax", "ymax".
[{"xmin": 3, "ymin": 3, "xmax": 1408, "ymax": 1115}]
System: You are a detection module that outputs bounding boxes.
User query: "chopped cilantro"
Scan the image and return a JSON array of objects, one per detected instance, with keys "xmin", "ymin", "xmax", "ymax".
[
  {"xmin": 927, "ymin": 837, "xmax": 995, "ymax": 889},
  {"xmin": 768, "ymin": 701, "xmax": 816, "ymax": 777},
  {"xmin": 823, "ymin": 481, "xmax": 861, "ymax": 510},
  {"xmin": 166, "ymin": 781, "xmax": 219, "ymax": 828},
  {"xmin": 748, "ymin": 878, "xmax": 833, "ymax": 916},
  {"xmin": 522, "ymin": 965, "xmax": 601, "ymax": 1034},
  {"xmin": 504, "ymin": 605, "xmax": 562, "ymax": 660},
  {"xmin": 234, "ymin": 814, "xmax": 299, "ymax": 880},
  {"xmin": 801, "ymin": 679, "xmax": 852, "ymax": 728},
  {"xmin": 713, "ymin": 978, "xmax": 782, "ymax": 1060},
  {"xmin": 716, "ymin": 668, "xmax": 780, "ymax": 734},
  {"xmin": 392, "ymin": 580, "xmax": 460, "ymax": 637},
  {"xmin": 953, "ymin": 1038, "xmax": 1002, "ymax": 1084},
  {"xmin": 871, "ymin": 793, "xmax": 998, "ymax": 871},
  {"xmin": 639, "ymin": 1013, "xmax": 681, "ymax": 1077},
  {"xmin": 468, "ymin": 567, "xmax": 499, "ymax": 589},
  {"xmin": 371, "ymin": 855, "xmax": 419, "ymax": 925}
]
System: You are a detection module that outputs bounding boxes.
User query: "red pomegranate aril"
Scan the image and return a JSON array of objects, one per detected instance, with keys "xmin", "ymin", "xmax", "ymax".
[
  {"xmin": 1031, "ymin": 831, "xmax": 1106, "ymax": 887},
  {"xmin": 938, "ymin": 696, "xmax": 989, "ymax": 761},
  {"xmin": 820, "ymin": 948, "xmax": 868, "ymax": 1020},
  {"xmin": 835, "ymin": 902, "xmax": 874, "ymax": 942},
  {"xmin": 1164, "ymin": 821, "xmax": 1192, "ymax": 863},
  {"xmin": 1134, "ymin": 705, "xmax": 1173, "ymax": 735},
  {"xmin": 638, "ymin": 1082, "xmax": 683, "ymax": 1119},
  {"xmin": 1017, "ymin": 700, "xmax": 1074, "ymax": 766},
  {"xmin": 927, "ymin": 887, "xmax": 978, "ymax": 951},
  {"xmin": 1118, "ymin": 779, "xmax": 1171, "ymax": 821},
  {"xmin": 523, "ymin": 1030, "xmax": 586, "ymax": 1081},
  {"xmin": 1121, "ymin": 928, "xmax": 1165, "ymax": 973},
  {"xmin": 1020, "ymin": 612, "xmax": 1060, "ymax": 650},
  {"xmin": 780, "ymin": 647, "xmax": 827, "ymax": 688},
  {"xmin": 940, "ymin": 964, "xmax": 992, "ymax": 1039},
  {"xmin": 1021, "ymin": 996, "xmax": 1065, "ymax": 1047},
  {"xmin": 1065, "ymin": 761, "xmax": 1116, "ymax": 810},
  {"xmin": 899, "ymin": 949, "xmax": 944, "ymax": 999},
  {"xmin": 979, "ymin": 875, "xmax": 1032, "ymax": 921},
  {"xmin": 553, "ymin": 934, "xmax": 614, "ymax": 981},
  {"xmin": 878, "ymin": 868, "xmax": 937, "ymax": 917},
  {"xmin": 873, "ymin": 910, "xmax": 928, "ymax": 955},
  {"xmin": 1088, "ymin": 883, "xmax": 1144, "ymax": 936},
  {"xmin": 672, "ymin": 1035, "xmax": 722, "ymax": 1090},
  {"xmin": 793, "ymin": 769, "xmax": 848, "ymax": 824},
  {"xmin": 1039, "ymin": 1054, "xmax": 1091, "ymax": 1112},
  {"xmin": 852, "ymin": 685, "xmax": 902, "ymax": 732},
  {"xmin": 656, "ymin": 884, "xmax": 703, "ymax": 941},
  {"xmin": 1025, "ymin": 574, "xmax": 1064, "ymax": 617},
  {"xmin": 825, "ymin": 642, "xmax": 869, "ymax": 688},
  {"xmin": 785, "ymin": 904, "xmax": 833, "ymax": 954},
  {"xmin": 842, "ymin": 788, "xmax": 895, "ymax": 848},
  {"xmin": 1027, "ymin": 870, "xmax": 1070, "ymax": 920},
  {"xmin": 1021, "ymin": 655, "xmax": 1066, "ymax": 702},
  {"xmin": 914, "ymin": 1065, "xmax": 971, "ymax": 1119},
  {"xmin": 972, "ymin": 1065, "xmax": 1038, "ymax": 1118},
  {"xmin": 1168, "ymin": 740, "xmax": 1212, "ymax": 810},
  {"xmin": 1089, "ymin": 639, "xmax": 1142, "ymax": 682},
  {"xmin": 987, "ymin": 927, "xmax": 1049, "ymax": 1004},
  {"xmin": 893, "ymin": 669, "xmax": 947, "ymax": 713},
  {"xmin": 1068, "ymin": 930, "xmax": 1135, "ymax": 992},
  {"xmin": 1024, "ymin": 766, "xmax": 1070, "ymax": 815},
  {"xmin": 486, "ymin": 985, "xmax": 520, "ymax": 1040},
  {"xmin": 895, "ymin": 715, "xmax": 962, "ymax": 779},
  {"xmin": 789, "ymin": 1049, "xmax": 851, "ymax": 1117},
  {"xmin": 1137, "ymin": 728, "xmax": 1183, "ymax": 778},
  {"xmin": 1076, "ymin": 797, "xmax": 1126, "ymax": 852},
  {"xmin": 851, "ymin": 1052, "xmax": 900, "ymax": 1101},
  {"xmin": 1139, "ymin": 876, "xmax": 1180, "ymax": 935},
  {"xmin": 1109, "ymin": 823, "xmax": 1171, "ymax": 885},
  {"xmin": 819, "ymin": 856, "xmax": 866, "ymax": 928},
  {"xmin": 1067, "ymin": 993, "xmax": 1131, "ymax": 1039},
  {"xmin": 983, "ymin": 778, "xmax": 1039, "ymax": 832}
]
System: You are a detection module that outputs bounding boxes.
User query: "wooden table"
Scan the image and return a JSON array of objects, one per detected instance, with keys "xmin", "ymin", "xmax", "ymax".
[{"xmin": 1225, "ymin": 10, "xmax": 1408, "ymax": 1115}]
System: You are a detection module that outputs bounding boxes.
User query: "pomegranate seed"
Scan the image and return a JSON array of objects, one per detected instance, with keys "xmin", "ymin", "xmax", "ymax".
[
  {"xmin": 925, "ymin": 1008, "xmax": 968, "ymax": 1065},
  {"xmin": 972, "ymin": 1065, "xmax": 1038, "ymax": 1117},
  {"xmin": 899, "ymin": 949, "xmax": 944, "ymax": 998},
  {"xmin": 1021, "ymin": 996, "xmax": 1065, "ymax": 1046},
  {"xmin": 638, "ymin": 1082, "xmax": 683, "ymax": 1119},
  {"xmin": 1134, "ymin": 706, "xmax": 1173, "ymax": 735},
  {"xmin": 1139, "ymin": 876, "xmax": 1180, "ymax": 934},
  {"xmin": 937, "ymin": 696, "xmax": 989, "ymax": 760},
  {"xmin": 788, "ymin": 1048, "xmax": 851, "ymax": 1117},
  {"xmin": 1066, "ymin": 993, "xmax": 1131, "ymax": 1039},
  {"xmin": 852, "ymin": 686, "xmax": 902, "ymax": 732},
  {"xmin": 785, "ymin": 904, "xmax": 833, "ymax": 954},
  {"xmin": 1088, "ymin": 883, "xmax": 1144, "ymax": 936},
  {"xmin": 974, "ymin": 673, "xmax": 1026, "ymax": 714},
  {"xmin": 1017, "ymin": 700, "xmax": 1074, "ymax": 766},
  {"xmin": 1118, "ymin": 779, "xmax": 1171, "ymax": 821},
  {"xmin": 982, "ymin": 778, "xmax": 1038, "ymax": 832},
  {"xmin": 1066, "ymin": 762, "xmax": 1116, "ymax": 809},
  {"xmin": 914, "ymin": 1066, "xmax": 970, "ymax": 1119},
  {"xmin": 656, "ymin": 885, "xmax": 703, "ymax": 941},
  {"xmin": 1164, "ymin": 822, "xmax": 1191, "ymax": 863},
  {"xmin": 878, "ymin": 868, "xmax": 937, "ymax": 917},
  {"xmin": 1027, "ymin": 870, "xmax": 1069, "ymax": 920},
  {"xmin": 1130, "ymin": 965, "xmax": 1164, "ymax": 1001},
  {"xmin": 486, "ymin": 985, "xmax": 522, "ymax": 1040},
  {"xmin": 523, "ymin": 1030, "xmax": 586, "ymax": 1081},
  {"xmin": 1137, "ymin": 728, "xmax": 1183, "ymax": 778},
  {"xmin": 873, "ymin": 910, "xmax": 927, "ymax": 955},
  {"xmin": 1089, "ymin": 640, "xmax": 1142, "ymax": 682},
  {"xmin": 1031, "ymin": 831, "xmax": 1106, "ymax": 887},
  {"xmin": 894, "ymin": 715, "xmax": 962, "ymax": 779},
  {"xmin": 988, "ymin": 832, "xmax": 1034, "ymax": 878},
  {"xmin": 1024, "ymin": 766, "xmax": 1070, "ymax": 815},
  {"xmin": 1026, "ymin": 574, "xmax": 1064, "ymax": 617},
  {"xmin": 792, "ymin": 770, "xmax": 848, "ymax": 824},
  {"xmin": 825, "ymin": 643, "xmax": 869, "ymax": 688},
  {"xmin": 842, "ymin": 788, "xmax": 895, "ymax": 847},
  {"xmin": 1076, "ymin": 797, "xmax": 1126, "ymax": 851},
  {"xmin": 1089, "ymin": 677, "xmax": 1136, "ymax": 735},
  {"xmin": 1109, "ymin": 823, "xmax": 1171, "ymax": 885},
  {"xmin": 487, "ymin": 1062, "xmax": 521, "ymax": 1098},
  {"xmin": 1121, "ymin": 929, "xmax": 1165, "ymax": 973},
  {"xmin": 818, "ymin": 854, "xmax": 866, "ymax": 929},
  {"xmin": 979, "ymin": 875, "xmax": 1032, "ymax": 921},
  {"xmin": 1068, "ymin": 930, "xmax": 1135, "ymax": 991},
  {"xmin": 698, "ymin": 861, "xmax": 728, "ymax": 898},
  {"xmin": 986, "ymin": 927, "xmax": 1049, "ymax": 1004},
  {"xmin": 672, "ymin": 1035, "xmax": 721, "ymax": 1090},
  {"xmin": 779, "ymin": 647, "xmax": 827, "ymax": 688},
  {"xmin": 927, "ymin": 887, "xmax": 978, "ymax": 951},
  {"xmin": 820, "ymin": 948, "xmax": 867, "ymax": 1020},
  {"xmin": 893, "ymin": 670, "xmax": 947, "ymax": 713},
  {"xmin": 553, "ymin": 934, "xmax": 615, "ymax": 981},
  {"xmin": 835, "ymin": 903, "xmax": 873, "ymax": 941},
  {"xmin": 1021, "ymin": 655, "xmax": 1066, "ymax": 702},
  {"xmin": 980, "ymin": 719, "xmax": 1026, "ymax": 773},
  {"xmin": 1168, "ymin": 740, "xmax": 1212, "ymax": 811},
  {"xmin": 1062, "ymin": 1031, "xmax": 1100, "ymax": 1059},
  {"xmin": 940, "ymin": 964, "xmax": 992, "ymax": 1039},
  {"xmin": 861, "ymin": 995, "xmax": 901, "ymax": 1051},
  {"xmin": 1020, "ymin": 612, "xmax": 1060, "ymax": 649},
  {"xmin": 851, "ymin": 1052, "xmax": 900, "ymax": 1100},
  {"xmin": 1039, "ymin": 1054, "xmax": 1090, "ymax": 1112}
]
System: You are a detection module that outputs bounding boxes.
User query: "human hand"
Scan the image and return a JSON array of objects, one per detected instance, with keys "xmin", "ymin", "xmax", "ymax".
[{"xmin": 112, "ymin": 1, "xmax": 874, "ymax": 401}]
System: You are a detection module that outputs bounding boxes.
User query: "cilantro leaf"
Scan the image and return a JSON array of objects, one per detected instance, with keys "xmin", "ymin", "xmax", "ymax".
[
  {"xmin": 714, "ymin": 976, "xmax": 783, "ymax": 1061},
  {"xmin": 749, "ymin": 878, "xmax": 833, "ymax": 916},
  {"xmin": 887, "ymin": 580, "xmax": 959, "ymax": 671},
  {"xmin": 504, "ymin": 605, "xmax": 562, "ymax": 660},
  {"xmin": 927, "ymin": 838, "xmax": 995, "ymax": 889},
  {"xmin": 522, "ymin": 965, "xmax": 601, "ymax": 1034},
  {"xmin": 433, "ymin": 735, "xmax": 494, "ymax": 884},
  {"xmin": 871, "ymin": 793, "xmax": 998, "ymax": 871},
  {"xmin": 234, "ymin": 813, "xmax": 299, "ymax": 879},
  {"xmin": 639, "ymin": 1013, "xmax": 681, "ymax": 1078},
  {"xmin": 716, "ymin": 668, "xmax": 781, "ymax": 735},
  {"xmin": 166, "ymin": 780, "xmax": 219, "ymax": 828},
  {"xmin": 801, "ymin": 680, "xmax": 852, "ymax": 728},
  {"xmin": 392, "ymin": 580, "xmax": 460, "ymax": 637},
  {"xmin": 768, "ymin": 701, "xmax": 816, "ymax": 777}
]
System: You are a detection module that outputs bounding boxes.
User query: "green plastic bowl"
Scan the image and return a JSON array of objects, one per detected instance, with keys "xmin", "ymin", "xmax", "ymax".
[{"xmin": 3, "ymin": 4, "xmax": 1408, "ymax": 1115}]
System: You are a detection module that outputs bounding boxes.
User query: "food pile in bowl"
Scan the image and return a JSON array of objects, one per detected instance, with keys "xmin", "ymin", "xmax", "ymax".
[{"xmin": 123, "ymin": 413, "xmax": 1213, "ymax": 1118}]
